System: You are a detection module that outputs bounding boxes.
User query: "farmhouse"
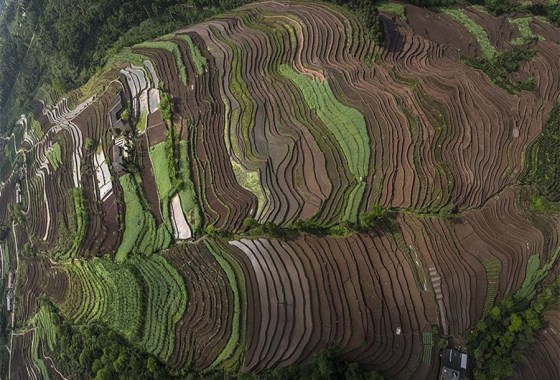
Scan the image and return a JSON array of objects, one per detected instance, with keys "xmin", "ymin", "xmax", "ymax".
[
  {"xmin": 439, "ymin": 348, "xmax": 468, "ymax": 380},
  {"xmin": 6, "ymin": 289, "xmax": 13, "ymax": 312},
  {"xmin": 7, "ymin": 269, "xmax": 15, "ymax": 289},
  {"xmin": 15, "ymin": 182, "xmax": 22, "ymax": 204},
  {"xmin": 108, "ymin": 91, "xmax": 131, "ymax": 134}
]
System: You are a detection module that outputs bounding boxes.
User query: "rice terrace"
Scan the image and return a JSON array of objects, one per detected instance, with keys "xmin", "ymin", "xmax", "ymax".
[{"xmin": 0, "ymin": 0, "xmax": 559, "ymax": 379}]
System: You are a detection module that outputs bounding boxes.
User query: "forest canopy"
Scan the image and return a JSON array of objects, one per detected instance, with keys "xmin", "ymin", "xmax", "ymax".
[{"xmin": 0, "ymin": 0, "xmax": 558, "ymax": 136}]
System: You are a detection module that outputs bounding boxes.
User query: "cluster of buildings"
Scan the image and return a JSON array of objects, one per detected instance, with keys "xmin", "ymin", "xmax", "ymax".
[
  {"xmin": 108, "ymin": 91, "xmax": 133, "ymax": 175},
  {"xmin": 6, "ymin": 269, "xmax": 15, "ymax": 312}
]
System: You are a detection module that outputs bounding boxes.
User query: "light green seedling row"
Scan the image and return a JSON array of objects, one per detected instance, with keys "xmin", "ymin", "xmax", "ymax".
[
  {"xmin": 509, "ymin": 17, "xmax": 543, "ymax": 45},
  {"xmin": 442, "ymin": 8, "xmax": 496, "ymax": 59},
  {"xmin": 279, "ymin": 64, "xmax": 370, "ymax": 179}
]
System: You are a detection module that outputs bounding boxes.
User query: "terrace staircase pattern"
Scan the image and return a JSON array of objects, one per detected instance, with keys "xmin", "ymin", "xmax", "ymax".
[{"xmin": 1, "ymin": 2, "xmax": 559, "ymax": 379}]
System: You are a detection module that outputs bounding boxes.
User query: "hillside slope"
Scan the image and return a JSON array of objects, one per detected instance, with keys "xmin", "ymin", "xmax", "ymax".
[{"xmin": 0, "ymin": 1, "xmax": 559, "ymax": 379}]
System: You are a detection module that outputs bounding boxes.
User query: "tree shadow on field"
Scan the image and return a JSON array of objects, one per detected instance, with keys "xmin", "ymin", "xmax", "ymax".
[{"xmin": 382, "ymin": 15, "xmax": 404, "ymax": 54}]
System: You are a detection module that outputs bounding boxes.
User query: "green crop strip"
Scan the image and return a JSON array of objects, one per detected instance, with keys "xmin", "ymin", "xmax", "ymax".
[
  {"xmin": 206, "ymin": 240, "xmax": 242, "ymax": 368},
  {"xmin": 279, "ymin": 64, "xmax": 370, "ymax": 221},
  {"xmin": 178, "ymin": 141, "xmax": 202, "ymax": 232},
  {"xmin": 378, "ymin": 2, "xmax": 406, "ymax": 20},
  {"xmin": 279, "ymin": 64, "xmax": 370, "ymax": 180},
  {"xmin": 134, "ymin": 41, "xmax": 188, "ymax": 85},
  {"xmin": 149, "ymin": 142, "xmax": 174, "ymax": 228},
  {"xmin": 34, "ymin": 305, "xmax": 58, "ymax": 351},
  {"xmin": 30, "ymin": 117, "xmax": 44, "ymax": 140},
  {"xmin": 59, "ymin": 255, "xmax": 186, "ymax": 361},
  {"xmin": 46, "ymin": 142, "xmax": 62, "ymax": 170},
  {"xmin": 343, "ymin": 182, "xmax": 366, "ymax": 223},
  {"xmin": 177, "ymin": 34, "xmax": 208, "ymax": 76},
  {"xmin": 481, "ymin": 257, "xmax": 501, "ymax": 317},
  {"xmin": 116, "ymin": 174, "xmax": 171, "ymax": 262},
  {"xmin": 442, "ymin": 8, "xmax": 496, "ymax": 59}
]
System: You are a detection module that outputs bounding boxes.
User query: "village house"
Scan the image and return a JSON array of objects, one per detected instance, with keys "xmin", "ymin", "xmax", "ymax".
[
  {"xmin": 439, "ymin": 348, "xmax": 469, "ymax": 380},
  {"xmin": 7, "ymin": 269, "xmax": 15, "ymax": 289},
  {"xmin": 6, "ymin": 289, "xmax": 13, "ymax": 312}
]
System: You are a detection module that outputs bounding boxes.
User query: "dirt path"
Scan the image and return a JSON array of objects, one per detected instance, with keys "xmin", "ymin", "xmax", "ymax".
[{"xmin": 7, "ymin": 220, "xmax": 20, "ymax": 379}]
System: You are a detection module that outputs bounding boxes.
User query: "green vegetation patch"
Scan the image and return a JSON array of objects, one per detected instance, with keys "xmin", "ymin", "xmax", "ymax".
[
  {"xmin": 463, "ymin": 48, "xmax": 536, "ymax": 93},
  {"xmin": 30, "ymin": 117, "xmax": 44, "ymax": 140},
  {"xmin": 522, "ymin": 103, "xmax": 560, "ymax": 201},
  {"xmin": 116, "ymin": 174, "xmax": 171, "ymax": 262},
  {"xmin": 343, "ymin": 181, "xmax": 366, "ymax": 223},
  {"xmin": 46, "ymin": 142, "xmax": 62, "ymax": 170},
  {"xmin": 177, "ymin": 34, "xmax": 208, "ymax": 76},
  {"xmin": 279, "ymin": 64, "xmax": 370, "ymax": 179},
  {"xmin": 531, "ymin": 195, "xmax": 560, "ymax": 214},
  {"xmin": 378, "ymin": 2, "xmax": 406, "ymax": 20},
  {"xmin": 30, "ymin": 330, "xmax": 49, "ymax": 380},
  {"xmin": 105, "ymin": 49, "xmax": 149, "ymax": 70},
  {"xmin": 482, "ymin": 257, "xmax": 502, "ymax": 316},
  {"xmin": 60, "ymin": 255, "xmax": 186, "ymax": 361},
  {"xmin": 442, "ymin": 8, "xmax": 496, "ymax": 59},
  {"xmin": 135, "ymin": 41, "xmax": 187, "ymax": 85},
  {"xmin": 510, "ymin": 17, "xmax": 543, "ymax": 45}
]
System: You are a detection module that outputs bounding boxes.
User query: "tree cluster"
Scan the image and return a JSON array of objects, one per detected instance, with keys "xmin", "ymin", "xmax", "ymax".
[
  {"xmin": 38, "ymin": 299, "xmax": 175, "ymax": 380},
  {"xmin": 467, "ymin": 277, "xmax": 560, "ymax": 380},
  {"xmin": 242, "ymin": 205, "xmax": 394, "ymax": 239},
  {"xmin": 463, "ymin": 48, "xmax": 536, "ymax": 94},
  {"xmin": 240, "ymin": 346, "xmax": 386, "ymax": 380}
]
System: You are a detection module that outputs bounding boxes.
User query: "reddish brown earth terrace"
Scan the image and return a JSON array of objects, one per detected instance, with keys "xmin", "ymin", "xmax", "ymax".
[{"xmin": 0, "ymin": 1, "xmax": 559, "ymax": 379}]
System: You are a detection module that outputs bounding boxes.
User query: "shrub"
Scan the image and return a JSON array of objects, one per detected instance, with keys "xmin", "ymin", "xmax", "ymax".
[
  {"xmin": 0, "ymin": 224, "xmax": 9, "ymax": 241},
  {"xmin": 159, "ymin": 90, "xmax": 172, "ymax": 122}
]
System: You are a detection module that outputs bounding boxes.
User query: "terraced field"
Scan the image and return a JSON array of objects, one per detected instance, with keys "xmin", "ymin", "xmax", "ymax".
[{"xmin": 1, "ymin": 1, "xmax": 559, "ymax": 379}]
